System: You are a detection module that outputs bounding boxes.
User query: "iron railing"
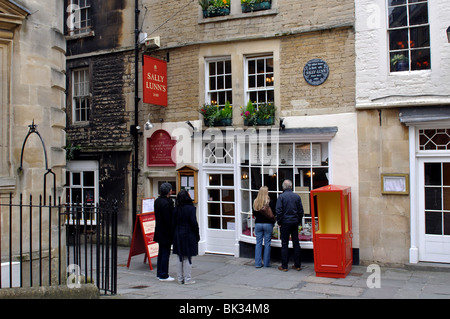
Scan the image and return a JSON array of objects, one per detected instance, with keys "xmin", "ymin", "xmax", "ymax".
[{"xmin": 0, "ymin": 193, "xmax": 117, "ymax": 295}]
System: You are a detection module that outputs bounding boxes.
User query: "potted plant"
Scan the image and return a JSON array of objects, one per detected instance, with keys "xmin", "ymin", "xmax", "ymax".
[
  {"xmin": 199, "ymin": 102, "xmax": 233, "ymax": 127},
  {"xmin": 256, "ymin": 102, "xmax": 275, "ymax": 125},
  {"xmin": 216, "ymin": 101, "xmax": 232, "ymax": 126},
  {"xmin": 199, "ymin": 0, "xmax": 230, "ymax": 18},
  {"xmin": 241, "ymin": 101, "xmax": 275, "ymax": 126},
  {"xmin": 241, "ymin": 0, "xmax": 272, "ymax": 13},
  {"xmin": 241, "ymin": 100, "xmax": 257, "ymax": 125},
  {"xmin": 391, "ymin": 54, "xmax": 409, "ymax": 72}
]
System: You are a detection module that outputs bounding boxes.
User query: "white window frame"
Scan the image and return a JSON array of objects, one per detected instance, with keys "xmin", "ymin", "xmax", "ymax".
[
  {"xmin": 244, "ymin": 55, "xmax": 274, "ymax": 108},
  {"xmin": 205, "ymin": 57, "xmax": 232, "ymax": 107},
  {"xmin": 67, "ymin": 0, "xmax": 92, "ymax": 36},
  {"xmin": 66, "ymin": 160, "xmax": 99, "ymax": 225},
  {"xmin": 387, "ymin": 0, "xmax": 431, "ymax": 72},
  {"xmin": 72, "ymin": 68, "xmax": 90, "ymax": 123}
]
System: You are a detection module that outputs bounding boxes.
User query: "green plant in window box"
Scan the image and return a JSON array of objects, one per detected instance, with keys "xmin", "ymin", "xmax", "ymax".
[
  {"xmin": 216, "ymin": 101, "xmax": 233, "ymax": 126},
  {"xmin": 199, "ymin": 101, "xmax": 233, "ymax": 127},
  {"xmin": 241, "ymin": 101, "xmax": 275, "ymax": 126},
  {"xmin": 241, "ymin": 0, "xmax": 272, "ymax": 12},
  {"xmin": 199, "ymin": 0, "xmax": 230, "ymax": 18},
  {"xmin": 391, "ymin": 54, "xmax": 408, "ymax": 72}
]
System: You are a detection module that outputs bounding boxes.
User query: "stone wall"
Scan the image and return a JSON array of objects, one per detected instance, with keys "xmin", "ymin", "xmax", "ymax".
[
  {"xmin": 357, "ymin": 109, "xmax": 410, "ymax": 265},
  {"xmin": 280, "ymin": 27, "xmax": 355, "ymax": 117}
]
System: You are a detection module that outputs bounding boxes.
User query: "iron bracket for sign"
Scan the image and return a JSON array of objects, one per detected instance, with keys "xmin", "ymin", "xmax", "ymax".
[{"xmin": 18, "ymin": 120, "xmax": 56, "ymax": 205}]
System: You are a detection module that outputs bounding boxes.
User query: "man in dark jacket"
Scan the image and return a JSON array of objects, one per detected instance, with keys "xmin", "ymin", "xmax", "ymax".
[
  {"xmin": 275, "ymin": 179, "xmax": 304, "ymax": 272},
  {"xmin": 154, "ymin": 183, "xmax": 174, "ymax": 281}
]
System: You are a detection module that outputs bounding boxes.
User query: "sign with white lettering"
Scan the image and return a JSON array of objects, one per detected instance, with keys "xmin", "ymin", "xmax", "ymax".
[
  {"xmin": 143, "ymin": 55, "xmax": 168, "ymax": 106},
  {"xmin": 147, "ymin": 129, "xmax": 176, "ymax": 167},
  {"xmin": 303, "ymin": 59, "xmax": 329, "ymax": 86}
]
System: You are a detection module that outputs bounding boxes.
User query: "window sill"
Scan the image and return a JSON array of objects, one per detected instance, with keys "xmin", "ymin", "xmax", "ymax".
[
  {"xmin": 388, "ymin": 69, "xmax": 431, "ymax": 76},
  {"xmin": 198, "ymin": 8, "xmax": 278, "ymax": 24},
  {"xmin": 65, "ymin": 30, "xmax": 95, "ymax": 41}
]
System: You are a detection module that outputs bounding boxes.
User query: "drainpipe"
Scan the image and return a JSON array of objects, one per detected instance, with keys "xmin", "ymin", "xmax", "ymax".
[{"xmin": 132, "ymin": 0, "xmax": 140, "ymax": 230}]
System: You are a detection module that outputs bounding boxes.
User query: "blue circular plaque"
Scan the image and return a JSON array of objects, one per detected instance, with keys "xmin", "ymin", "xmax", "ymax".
[{"xmin": 303, "ymin": 59, "xmax": 329, "ymax": 86}]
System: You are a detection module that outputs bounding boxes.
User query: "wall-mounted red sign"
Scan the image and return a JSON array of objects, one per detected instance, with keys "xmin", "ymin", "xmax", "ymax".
[
  {"xmin": 143, "ymin": 55, "xmax": 167, "ymax": 107},
  {"xmin": 147, "ymin": 129, "xmax": 176, "ymax": 167}
]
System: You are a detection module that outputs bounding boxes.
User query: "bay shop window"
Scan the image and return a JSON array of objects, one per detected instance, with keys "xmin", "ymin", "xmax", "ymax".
[
  {"xmin": 200, "ymin": 130, "xmax": 332, "ymax": 251},
  {"xmin": 240, "ymin": 141, "xmax": 330, "ymax": 247}
]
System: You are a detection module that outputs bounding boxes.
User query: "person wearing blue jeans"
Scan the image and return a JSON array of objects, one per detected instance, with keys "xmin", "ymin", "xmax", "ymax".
[
  {"xmin": 253, "ymin": 186, "xmax": 276, "ymax": 268},
  {"xmin": 275, "ymin": 179, "xmax": 304, "ymax": 272}
]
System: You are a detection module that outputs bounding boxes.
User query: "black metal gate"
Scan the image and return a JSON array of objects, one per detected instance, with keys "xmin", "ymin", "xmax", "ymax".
[{"xmin": 0, "ymin": 194, "xmax": 118, "ymax": 295}]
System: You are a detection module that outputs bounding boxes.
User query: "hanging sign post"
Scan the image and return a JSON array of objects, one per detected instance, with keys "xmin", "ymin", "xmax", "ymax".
[{"xmin": 127, "ymin": 198, "xmax": 158, "ymax": 270}]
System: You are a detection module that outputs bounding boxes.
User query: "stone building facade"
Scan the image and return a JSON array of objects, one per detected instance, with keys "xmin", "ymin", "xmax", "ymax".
[
  {"xmin": 356, "ymin": 0, "xmax": 450, "ymax": 264},
  {"xmin": 138, "ymin": 0, "xmax": 359, "ymax": 260},
  {"xmin": 0, "ymin": 0, "xmax": 66, "ymax": 282},
  {"xmin": 65, "ymin": 0, "xmax": 136, "ymax": 237},
  {"xmin": 0, "ymin": 0, "xmax": 66, "ymax": 197}
]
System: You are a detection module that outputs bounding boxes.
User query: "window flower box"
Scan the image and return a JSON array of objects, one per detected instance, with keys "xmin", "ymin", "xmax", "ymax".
[
  {"xmin": 199, "ymin": 102, "xmax": 233, "ymax": 127},
  {"xmin": 241, "ymin": 101, "xmax": 275, "ymax": 126},
  {"xmin": 241, "ymin": 0, "xmax": 271, "ymax": 13},
  {"xmin": 199, "ymin": 0, "xmax": 230, "ymax": 18}
]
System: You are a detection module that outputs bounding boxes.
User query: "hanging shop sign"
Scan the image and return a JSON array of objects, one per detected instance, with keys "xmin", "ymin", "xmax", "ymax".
[
  {"xmin": 147, "ymin": 129, "xmax": 176, "ymax": 167},
  {"xmin": 303, "ymin": 59, "xmax": 329, "ymax": 86},
  {"xmin": 143, "ymin": 55, "xmax": 168, "ymax": 106}
]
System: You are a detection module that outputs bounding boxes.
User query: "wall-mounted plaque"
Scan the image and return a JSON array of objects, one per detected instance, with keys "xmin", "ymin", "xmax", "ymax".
[
  {"xmin": 303, "ymin": 59, "xmax": 329, "ymax": 86},
  {"xmin": 147, "ymin": 129, "xmax": 176, "ymax": 167}
]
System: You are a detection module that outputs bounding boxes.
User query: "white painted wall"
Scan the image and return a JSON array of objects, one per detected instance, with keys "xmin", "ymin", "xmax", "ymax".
[{"xmin": 355, "ymin": 0, "xmax": 450, "ymax": 109}]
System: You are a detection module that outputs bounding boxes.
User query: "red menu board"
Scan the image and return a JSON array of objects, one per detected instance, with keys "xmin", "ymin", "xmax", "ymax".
[{"xmin": 127, "ymin": 198, "xmax": 158, "ymax": 270}]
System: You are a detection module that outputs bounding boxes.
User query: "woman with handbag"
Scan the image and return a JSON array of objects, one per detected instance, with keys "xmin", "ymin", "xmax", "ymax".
[{"xmin": 252, "ymin": 186, "xmax": 276, "ymax": 268}]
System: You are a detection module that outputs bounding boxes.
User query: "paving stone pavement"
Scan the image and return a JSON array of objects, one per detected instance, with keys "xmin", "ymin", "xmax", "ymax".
[{"xmin": 108, "ymin": 246, "xmax": 450, "ymax": 300}]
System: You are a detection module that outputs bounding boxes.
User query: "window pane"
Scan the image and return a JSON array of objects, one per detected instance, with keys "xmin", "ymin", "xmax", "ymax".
[
  {"xmin": 410, "ymin": 26, "xmax": 429, "ymax": 48},
  {"xmin": 390, "ymin": 51, "xmax": 409, "ymax": 72},
  {"xmin": 409, "ymin": 3, "xmax": 428, "ymax": 26},
  {"xmin": 73, "ymin": 172, "xmax": 81, "ymax": 185},
  {"xmin": 72, "ymin": 188, "xmax": 82, "ymax": 203},
  {"xmin": 208, "ymin": 217, "xmax": 220, "ymax": 229},
  {"xmin": 257, "ymin": 74, "xmax": 265, "ymax": 87},
  {"xmin": 248, "ymin": 75, "xmax": 256, "ymax": 88},
  {"xmin": 248, "ymin": 60, "xmax": 255, "ymax": 74},
  {"xmin": 411, "ymin": 48, "xmax": 430, "ymax": 70},
  {"xmin": 425, "ymin": 163, "xmax": 441, "ymax": 185},
  {"xmin": 389, "ymin": 6, "xmax": 407, "ymax": 28},
  {"xmin": 223, "ymin": 174, "xmax": 234, "ymax": 186},
  {"xmin": 222, "ymin": 189, "xmax": 234, "ymax": 201},
  {"xmin": 389, "ymin": 29, "xmax": 408, "ymax": 50},
  {"xmin": 217, "ymin": 76, "xmax": 224, "ymax": 90},
  {"xmin": 425, "ymin": 188, "xmax": 441, "ymax": 210},
  {"xmin": 209, "ymin": 174, "xmax": 220, "ymax": 186},
  {"xmin": 425, "ymin": 211, "xmax": 442, "ymax": 235},
  {"xmin": 218, "ymin": 91, "xmax": 226, "ymax": 105},
  {"xmin": 225, "ymin": 60, "xmax": 231, "ymax": 73},
  {"xmin": 445, "ymin": 212, "xmax": 450, "ymax": 235},
  {"xmin": 209, "ymin": 63, "xmax": 216, "ymax": 76},
  {"xmin": 84, "ymin": 189, "xmax": 94, "ymax": 203},
  {"xmin": 209, "ymin": 77, "xmax": 216, "ymax": 90},
  {"xmin": 225, "ymin": 75, "xmax": 232, "ymax": 89},
  {"xmin": 444, "ymin": 163, "xmax": 450, "ymax": 186},
  {"xmin": 209, "ymin": 189, "xmax": 220, "ymax": 201},
  {"xmin": 83, "ymin": 171, "xmax": 94, "ymax": 186},
  {"xmin": 257, "ymin": 59, "xmax": 265, "ymax": 73}
]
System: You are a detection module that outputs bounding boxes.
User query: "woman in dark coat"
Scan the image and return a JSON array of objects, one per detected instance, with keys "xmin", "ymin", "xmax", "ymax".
[{"xmin": 172, "ymin": 190, "xmax": 200, "ymax": 284}]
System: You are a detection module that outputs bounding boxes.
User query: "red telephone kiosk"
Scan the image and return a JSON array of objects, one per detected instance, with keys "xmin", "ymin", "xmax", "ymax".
[{"xmin": 310, "ymin": 185, "xmax": 353, "ymax": 278}]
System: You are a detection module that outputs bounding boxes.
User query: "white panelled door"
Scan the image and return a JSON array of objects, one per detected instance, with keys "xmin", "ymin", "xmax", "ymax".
[{"xmin": 418, "ymin": 158, "xmax": 450, "ymax": 263}]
